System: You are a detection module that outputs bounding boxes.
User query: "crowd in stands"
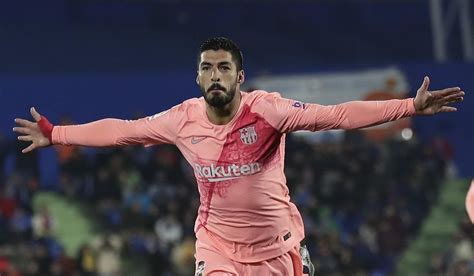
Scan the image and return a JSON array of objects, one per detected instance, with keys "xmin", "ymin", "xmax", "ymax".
[
  {"xmin": 428, "ymin": 215, "xmax": 473, "ymax": 276},
  {"xmin": 0, "ymin": 125, "xmax": 466, "ymax": 275}
]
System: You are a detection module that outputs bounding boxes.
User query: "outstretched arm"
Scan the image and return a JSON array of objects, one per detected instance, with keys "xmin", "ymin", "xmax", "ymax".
[
  {"xmin": 14, "ymin": 107, "xmax": 179, "ymax": 153},
  {"xmin": 314, "ymin": 74, "xmax": 465, "ymax": 129},
  {"xmin": 256, "ymin": 76, "xmax": 464, "ymax": 133}
]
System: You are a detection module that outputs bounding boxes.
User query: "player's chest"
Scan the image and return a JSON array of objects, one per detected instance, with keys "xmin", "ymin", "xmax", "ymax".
[{"xmin": 177, "ymin": 116, "xmax": 280, "ymax": 163}]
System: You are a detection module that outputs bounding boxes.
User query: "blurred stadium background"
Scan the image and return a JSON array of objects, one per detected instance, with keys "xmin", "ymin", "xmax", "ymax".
[{"xmin": 0, "ymin": 0, "xmax": 473, "ymax": 275}]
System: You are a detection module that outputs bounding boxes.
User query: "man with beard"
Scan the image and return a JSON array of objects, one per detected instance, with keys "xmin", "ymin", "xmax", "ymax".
[{"xmin": 13, "ymin": 37, "xmax": 465, "ymax": 275}]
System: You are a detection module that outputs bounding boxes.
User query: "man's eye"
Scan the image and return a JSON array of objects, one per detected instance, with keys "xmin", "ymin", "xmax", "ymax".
[
  {"xmin": 202, "ymin": 67, "xmax": 210, "ymax": 71},
  {"xmin": 221, "ymin": 66, "xmax": 230, "ymax": 71}
]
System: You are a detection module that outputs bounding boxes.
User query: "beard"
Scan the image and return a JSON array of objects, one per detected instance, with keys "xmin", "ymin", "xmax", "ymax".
[{"xmin": 200, "ymin": 81, "xmax": 237, "ymax": 108}]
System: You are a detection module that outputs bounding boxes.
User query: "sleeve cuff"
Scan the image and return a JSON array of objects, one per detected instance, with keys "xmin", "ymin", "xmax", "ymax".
[{"xmin": 407, "ymin": 98, "xmax": 417, "ymax": 115}]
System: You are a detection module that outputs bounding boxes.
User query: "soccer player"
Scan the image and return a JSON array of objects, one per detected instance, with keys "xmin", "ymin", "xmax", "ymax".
[{"xmin": 13, "ymin": 37, "xmax": 465, "ymax": 275}]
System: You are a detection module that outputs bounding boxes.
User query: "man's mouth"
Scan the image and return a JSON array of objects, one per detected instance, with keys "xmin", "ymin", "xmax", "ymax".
[
  {"xmin": 209, "ymin": 89, "xmax": 224, "ymax": 93},
  {"xmin": 208, "ymin": 84, "xmax": 225, "ymax": 93}
]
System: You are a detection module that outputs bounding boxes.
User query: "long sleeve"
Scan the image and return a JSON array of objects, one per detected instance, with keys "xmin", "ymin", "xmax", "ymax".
[
  {"xmin": 52, "ymin": 104, "xmax": 183, "ymax": 147},
  {"xmin": 253, "ymin": 92, "xmax": 416, "ymax": 133}
]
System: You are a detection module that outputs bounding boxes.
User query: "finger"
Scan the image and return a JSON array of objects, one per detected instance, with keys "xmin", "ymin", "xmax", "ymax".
[
  {"xmin": 30, "ymin": 107, "xmax": 42, "ymax": 122},
  {"xmin": 445, "ymin": 97, "xmax": 464, "ymax": 104},
  {"xmin": 419, "ymin": 76, "xmax": 430, "ymax": 92},
  {"xmin": 22, "ymin": 144, "xmax": 36, "ymax": 154},
  {"xmin": 441, "ymin": 92, "xmax": 465, "ymax": 102},
  {"xmin": 432, "ymin": 87, "xmax": 462, "ymax": 97},
  {"xmin": 439, "ymin": 106, "xmax": 457, "ymax": 112},
  {"xmin": 13, "ymin": 127, "xmax": 32, "ymax": 135},
  {"xmin": 17, "ymin": 135, "xmax": 33, "ymax": 142},
  {"xmin": 14, "ymin": 118, "xmax": 35, "ymax": 128}
]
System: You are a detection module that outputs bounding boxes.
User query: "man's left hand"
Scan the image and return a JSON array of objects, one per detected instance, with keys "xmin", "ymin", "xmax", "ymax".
[{"xmin": 414, "ymin": 76, "xmax": 465, "ymax": 115}]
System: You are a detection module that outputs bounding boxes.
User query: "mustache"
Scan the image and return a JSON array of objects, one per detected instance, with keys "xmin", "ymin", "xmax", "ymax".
[{"xmin": 207, "ymin": 83, "xmax": 226, "ymax": 92}]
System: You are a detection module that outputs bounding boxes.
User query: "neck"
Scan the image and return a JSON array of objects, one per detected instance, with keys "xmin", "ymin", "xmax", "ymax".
[{"xmin": 206, "ymin": 91, "xmax": 241, "ymax": 125}]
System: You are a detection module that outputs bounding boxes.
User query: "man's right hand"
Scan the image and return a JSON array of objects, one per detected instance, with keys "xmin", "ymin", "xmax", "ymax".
[{"xmin": 13, "ymin": 107, "xmax": 52, "ymax": 153}]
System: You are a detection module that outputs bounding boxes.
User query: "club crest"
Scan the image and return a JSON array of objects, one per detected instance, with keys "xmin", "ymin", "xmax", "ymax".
[{"xmin": 239, "ymin": 126, "xmax": 258, "ymax": 145}]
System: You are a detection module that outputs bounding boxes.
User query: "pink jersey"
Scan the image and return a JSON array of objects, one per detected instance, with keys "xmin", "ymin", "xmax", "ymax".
[{"xmin": 52, "ymin": 90, "xmax": 416, "ymax": 262}]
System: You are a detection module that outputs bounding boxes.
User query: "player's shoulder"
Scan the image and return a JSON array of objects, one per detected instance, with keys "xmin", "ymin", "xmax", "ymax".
[
  {"xmin": 164, "ymin": 97, "xmax": 202, "ymax": 113},
  {"xmin": 180, "ymin": 97, "xmax": 204, "ymax": 110},
  {"xmin": 148, "ymin": 97, "xmax": 202, "ymax": 121},
  {"xmin": 244, "ymin": 90, "xmax": 282, "ymax": 104},
  {"xmin": 175, "ymin": 97, "xmax": 206, "ymax": 121}
]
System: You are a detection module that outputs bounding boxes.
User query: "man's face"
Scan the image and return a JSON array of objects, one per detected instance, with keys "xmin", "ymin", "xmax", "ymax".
[{"xmin": 197, "ymin": 50, "xmax": 243, "ymax": 108}]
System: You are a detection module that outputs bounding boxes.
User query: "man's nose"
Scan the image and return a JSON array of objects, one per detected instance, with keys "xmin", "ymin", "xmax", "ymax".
[{"xmin": 211, "ymin": 69, "xmax": 221, "ymax": 82}]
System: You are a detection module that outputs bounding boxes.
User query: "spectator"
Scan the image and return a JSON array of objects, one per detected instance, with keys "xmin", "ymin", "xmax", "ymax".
[
  {"xmin": 32, "ymin": 204, "xmax": 56, "ymax": 238},
  {"xmin": 97, "ymin": 238, "xmax": 121, "ymax": 276},
  {"xmin": 77, "ymin": 244, "xmax": 96, "ymax": 276}
]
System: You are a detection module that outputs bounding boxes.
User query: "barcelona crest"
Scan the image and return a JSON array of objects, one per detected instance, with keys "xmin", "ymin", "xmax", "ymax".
[{"xmin": 239, "ymin": 126, "xmax": 258, "ymax": 145}]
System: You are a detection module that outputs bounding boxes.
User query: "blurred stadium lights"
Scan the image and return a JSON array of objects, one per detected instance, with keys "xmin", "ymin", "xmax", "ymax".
[
  {"xmin": 430, "ymin": 0, "xmax": 473, "ymax": 62},
  {"xmin": 401, "ymin": 128, "xmax": 413, "ymax": 141}
]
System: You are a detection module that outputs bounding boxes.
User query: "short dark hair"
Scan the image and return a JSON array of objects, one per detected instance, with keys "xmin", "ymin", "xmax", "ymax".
[{"xmin": 198, "ymin": 37, "xmax": 243, "ymax": 71}]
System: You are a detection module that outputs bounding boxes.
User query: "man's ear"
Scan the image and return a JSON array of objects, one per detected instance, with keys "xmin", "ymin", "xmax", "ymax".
[
  {"xmin": 196, "ymin": 75, "xmax": 200, "ymax": 85},
  {"xmin": 238, "ymin": 70, "xmax": 245, "ymax": 84}
]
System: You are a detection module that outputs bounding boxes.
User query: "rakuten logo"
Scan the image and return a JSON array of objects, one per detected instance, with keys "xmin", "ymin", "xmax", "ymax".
[{"xmin": 194, "ymin": 162, "xmax": 262, "ymax": 182}]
